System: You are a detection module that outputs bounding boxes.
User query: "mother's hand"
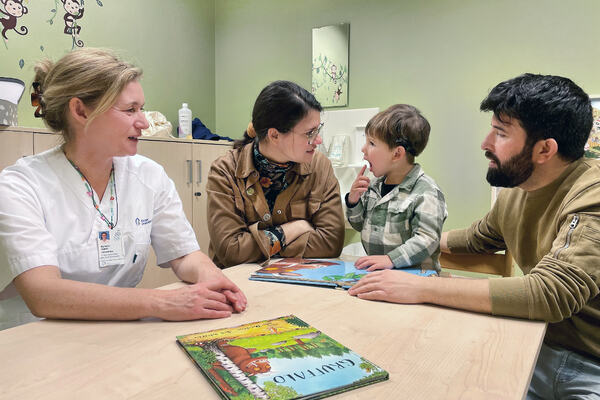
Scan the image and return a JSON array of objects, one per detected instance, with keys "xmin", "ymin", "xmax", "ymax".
[{"xmin": 281, "ymin": 219, "xmax": 314, "ymax": 243}]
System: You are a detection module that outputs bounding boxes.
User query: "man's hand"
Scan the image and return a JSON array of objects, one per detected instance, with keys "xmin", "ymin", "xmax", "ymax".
[
  {"xmin": 348, "ymin": 269, "xmax": 492, "ymax": 314},
  {"xmin": 348, "ymin": 165, "xmax": 370, "ymax": 205},
  {"xmin": 354, "ymin": 255, "xmax": 394, "ymax": 271},
  {"xmin": 348, "ymin": 269, "xmax": 426, "ymax": 303}
]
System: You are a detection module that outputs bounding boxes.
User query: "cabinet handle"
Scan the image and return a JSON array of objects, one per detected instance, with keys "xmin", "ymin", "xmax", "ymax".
[
  {"xmin": 186, "ymin": 160, "xmax": 192, "ymax": 184},
  {"xmin": 194, "ymin": 192, "xmax": 202, "ymax": 197},
  {"xmin": 196, "ymin": 160, "xmax": 202, "ymax": 184}
]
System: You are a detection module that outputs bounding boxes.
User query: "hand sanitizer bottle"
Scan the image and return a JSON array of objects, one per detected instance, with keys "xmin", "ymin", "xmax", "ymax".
[{"xmin": 178, "ymin": 103, "xmax": 192, "ymax": 138}]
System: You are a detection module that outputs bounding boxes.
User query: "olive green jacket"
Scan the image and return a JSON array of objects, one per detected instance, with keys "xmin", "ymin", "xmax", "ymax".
[
  {"xmin": 447, "ymin": 158, "xmax": 600, "ymax": 361},
  {"xmin": 206, "ymin": 142, "xmax": 345, "ymax": 268}
]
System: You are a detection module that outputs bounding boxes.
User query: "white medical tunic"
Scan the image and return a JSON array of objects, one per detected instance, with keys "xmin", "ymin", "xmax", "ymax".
[{"xmin": 0, "ymin": 146, "xmax": 200, "ymax": 330}]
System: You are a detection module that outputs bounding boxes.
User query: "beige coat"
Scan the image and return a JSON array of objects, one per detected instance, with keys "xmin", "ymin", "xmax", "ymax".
[{"xmin": 206, "ymin": 142, "xmax": 345, "ymax": 268}]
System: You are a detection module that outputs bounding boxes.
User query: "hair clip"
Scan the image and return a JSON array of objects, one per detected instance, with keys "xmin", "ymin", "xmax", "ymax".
[{"xmin": 31, "ymin": 82, "xmax": 44, "ymax": 118}]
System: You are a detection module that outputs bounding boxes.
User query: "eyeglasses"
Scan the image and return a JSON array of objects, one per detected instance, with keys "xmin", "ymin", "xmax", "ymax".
[{"xmin": 304, "ymin": 122, "xmax": 324, "ymax": 144}]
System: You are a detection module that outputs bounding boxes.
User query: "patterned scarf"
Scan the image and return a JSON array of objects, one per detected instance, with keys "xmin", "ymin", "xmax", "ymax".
[{"xmin": 253, "ymin": 142, "xmax": 295, "ymax": 211}]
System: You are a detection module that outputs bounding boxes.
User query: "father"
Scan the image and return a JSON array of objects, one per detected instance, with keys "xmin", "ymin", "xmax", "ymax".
[{"xmin": 349, "ymin": 73, "xmax": 600, "ymax": 398}]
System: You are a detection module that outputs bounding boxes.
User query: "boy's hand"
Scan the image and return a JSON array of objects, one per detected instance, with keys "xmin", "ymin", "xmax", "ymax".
[
  {"xmin": 348, "ymin": 165, "xmax": 370, "ymax": 205},
  {"xmin": 354, "ymin": 255, "xmax": 393, "ymax": 271}
]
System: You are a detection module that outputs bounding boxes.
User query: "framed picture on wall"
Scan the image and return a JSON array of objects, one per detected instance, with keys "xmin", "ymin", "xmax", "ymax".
[
  {"xmin": 585, "ymin": 95, "xmax": 600, "ymax": 159},
  {"xmin": 311, "ymin": 23, "xmax": 349, "ymax": 108}
]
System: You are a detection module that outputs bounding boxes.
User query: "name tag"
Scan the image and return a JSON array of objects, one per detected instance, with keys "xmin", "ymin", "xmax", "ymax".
[{"xmin": 97, "ymin": 228, "xmax": 125, "ymax": 268}]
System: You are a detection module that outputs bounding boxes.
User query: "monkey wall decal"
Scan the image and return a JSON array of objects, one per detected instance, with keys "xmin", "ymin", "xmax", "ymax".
[
  {"xmin": 0, "ymin": 0, "xmax": 28, "ymax": 40},
  {"xmin": 62, "ymin": 0, "xmax": 84, "ymax": 47}
]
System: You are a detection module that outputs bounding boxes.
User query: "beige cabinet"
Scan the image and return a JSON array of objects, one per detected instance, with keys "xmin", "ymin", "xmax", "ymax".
[
  {"xmin": 136, "ymin": 138, "xmax": 232, "ymax": 288},
  {"xmin": 0, "ymin": 130, "xmax": 33, "ymax": 170},
  {"xmin": 33, "ymin": 132, "xmax": 62, "ymax": 153},
  {"xmin": 191, "ymin": 142, "xmax": 232, "ymax": 254}
]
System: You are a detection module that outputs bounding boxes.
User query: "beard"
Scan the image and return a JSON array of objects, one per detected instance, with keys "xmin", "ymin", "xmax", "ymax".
[{"xmin": 485, "ymin": 144, "xmax": 534, "ymax": 188}]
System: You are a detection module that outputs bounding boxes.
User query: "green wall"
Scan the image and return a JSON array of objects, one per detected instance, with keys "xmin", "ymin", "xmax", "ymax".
[
  {"xmin": 3, "ymin": 0, "xmax": 600, "ymax": 232},
  {"xmin": 1, "ymin": 0, "xmax": 216, "ymax": 131},
  {"xmin": 215, "ymin": 0, "xmax": 600, "ymax": 230}
]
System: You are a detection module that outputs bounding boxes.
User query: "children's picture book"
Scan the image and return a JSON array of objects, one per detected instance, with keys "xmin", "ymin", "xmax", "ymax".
[
  {"xmin": 249, "ymin": 258, "xmax": 437, "ymax": 289},
  {"xmin": 176, "ymin": 315, "xmax": 388, "ymax": 400}
]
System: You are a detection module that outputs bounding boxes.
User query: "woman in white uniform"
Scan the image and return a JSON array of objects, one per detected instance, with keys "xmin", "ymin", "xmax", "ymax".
[{"xmin": 0, "ymin": 48, "xmax": 246, "ymax": 330}]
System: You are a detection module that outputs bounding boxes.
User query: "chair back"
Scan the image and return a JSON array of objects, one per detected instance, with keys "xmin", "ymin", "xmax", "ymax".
[{"xmin": 440, "ymin": 251, "xmax": 513, "ymax": 277}]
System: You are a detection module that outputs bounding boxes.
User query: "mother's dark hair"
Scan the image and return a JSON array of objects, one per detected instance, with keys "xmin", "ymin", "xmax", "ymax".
[{"xmin": 234, "ymin": 80, "xmax": 323, "ymax": 149}]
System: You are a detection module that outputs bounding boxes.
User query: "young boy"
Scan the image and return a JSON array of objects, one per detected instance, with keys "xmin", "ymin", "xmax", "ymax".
[{"xmin": 346, "ymin": 104, "xmax": 447, "ymax": 273}]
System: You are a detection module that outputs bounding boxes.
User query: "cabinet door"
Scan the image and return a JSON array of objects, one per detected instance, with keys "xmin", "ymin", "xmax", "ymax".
[
  {"xmin": 34, "ymin": 133, "xmax": 62, "ymax": 154},
  {"xmin": 138, "ymin": 140, "xmax": 194, "ymax": 221},
  {"xmin": 0, "ymin": 131, "xmax": 33, "ymax": 171},
  {"xmin": 136, "ymin": 139, "xmax": 193, "ymax": 288},
  {"xmin": 192, "ymin": 142, "xmax": 232, "ymax": 253}
]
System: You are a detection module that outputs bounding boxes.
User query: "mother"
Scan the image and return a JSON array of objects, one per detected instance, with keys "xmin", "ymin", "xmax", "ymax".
[{"xmin": 207, "ymin": 81, "xmax": 345, "ymax": 267}]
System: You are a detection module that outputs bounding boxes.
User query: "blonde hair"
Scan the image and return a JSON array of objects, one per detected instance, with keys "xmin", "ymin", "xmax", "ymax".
[{"xmin": 32, "ymin": 48, "xmax": 142, "ymax": 144}]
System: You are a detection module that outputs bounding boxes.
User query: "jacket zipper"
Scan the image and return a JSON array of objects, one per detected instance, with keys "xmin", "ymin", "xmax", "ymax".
[{"xmin": 554, "ymin": 214, "xmax": 580, "ymax": 258}]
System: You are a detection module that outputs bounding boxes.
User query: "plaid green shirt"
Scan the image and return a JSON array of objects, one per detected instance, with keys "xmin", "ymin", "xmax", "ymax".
[{"xmin": 346, "ymin": 164, "xmax": 447, "ymax": 271}]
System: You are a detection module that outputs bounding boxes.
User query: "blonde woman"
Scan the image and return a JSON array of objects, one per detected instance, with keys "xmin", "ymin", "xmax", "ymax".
[{"xmin": 0, "ymin": 48, "xmax": 246, "ymax": 330}]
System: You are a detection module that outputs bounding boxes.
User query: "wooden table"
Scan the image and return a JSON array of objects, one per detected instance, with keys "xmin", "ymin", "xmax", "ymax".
[{"xmin": 0, "ymin": 263, "xmax": 546, "ymax": 400}]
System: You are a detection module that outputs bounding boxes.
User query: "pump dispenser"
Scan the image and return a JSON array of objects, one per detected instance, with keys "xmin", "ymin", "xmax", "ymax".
[{"xmin": 178, "ymin": 103, "xmax": 192, "ymax": 138}]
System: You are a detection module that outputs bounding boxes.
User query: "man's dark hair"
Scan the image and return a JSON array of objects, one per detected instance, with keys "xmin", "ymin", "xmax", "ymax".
[{"xmin": 480, "ymin": 73, "xmax": 593, "ymax": 161}]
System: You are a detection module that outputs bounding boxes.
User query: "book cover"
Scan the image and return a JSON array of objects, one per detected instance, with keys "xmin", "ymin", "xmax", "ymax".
[
  {"xmin": 249, "ymin": 258, "xmax": 437, "ymax": 289},
  {"xmin": 176, "ymin": 315, "xmax": 388, "ymax": 400}
]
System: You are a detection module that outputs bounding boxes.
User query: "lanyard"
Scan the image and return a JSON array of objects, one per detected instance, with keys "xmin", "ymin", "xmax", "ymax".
[{"xmin": 66, "ymin": 157, "xmax": 119, "ymax": 229}]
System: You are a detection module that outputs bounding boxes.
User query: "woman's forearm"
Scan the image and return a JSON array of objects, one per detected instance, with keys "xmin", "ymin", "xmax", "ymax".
[
  {"xmin": 14, "ymin": 266, "xmax": 161, "ymax": 320},
  {"xmin": 169, "ymin": 250, "xmax": 223, "ymax": 283},
  {"xmin": 13, "ymin": 264, "xmax": 241, "ymax": 321},
  {"xmin": 281, "ymin": 220, "xmax": 314, "ymax": 243}
]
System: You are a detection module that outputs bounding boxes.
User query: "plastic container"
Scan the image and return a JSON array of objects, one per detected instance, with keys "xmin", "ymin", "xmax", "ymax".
[{"xmin": 178, "ymin": 103, "xmax": 192, "ymax": 138}]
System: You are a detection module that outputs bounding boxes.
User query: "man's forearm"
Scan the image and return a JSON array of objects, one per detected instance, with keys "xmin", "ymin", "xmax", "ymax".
[{"xmin": 422, "ymin": 276, "xmax": 492, "ymax": 314}]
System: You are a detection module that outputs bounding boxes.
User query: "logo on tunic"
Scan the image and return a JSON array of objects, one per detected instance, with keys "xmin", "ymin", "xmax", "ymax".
[{"xmin": 135, "ymin": 218, "xmax": 152, "ymax": 226}]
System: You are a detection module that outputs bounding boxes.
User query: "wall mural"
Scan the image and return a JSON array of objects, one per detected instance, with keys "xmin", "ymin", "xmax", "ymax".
[
  {"xmin": 1, "ymin": 0, "xmax": 29, "ymax": 41},
  {"xmin": 311, "ymin": 23, "xmax": 349, "ymax": 108},
  {"xmin": 1, "ymin": 0, "xmax": 104, "ymax": 64}
]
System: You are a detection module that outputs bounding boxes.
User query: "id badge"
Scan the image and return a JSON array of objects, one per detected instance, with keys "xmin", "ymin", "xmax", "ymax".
[{"xmin": 97, "ymin": 228, "xmax": 125, "ymax": 268}]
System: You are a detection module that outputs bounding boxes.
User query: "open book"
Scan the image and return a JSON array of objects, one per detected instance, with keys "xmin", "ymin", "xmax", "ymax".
[
  {"xmin": 249, "ymin": 258, "xmax": 437, "ymax": 289},
  {"xmin": 176, "ymin": 315, "xmax": 388, "ymax": 400}
]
